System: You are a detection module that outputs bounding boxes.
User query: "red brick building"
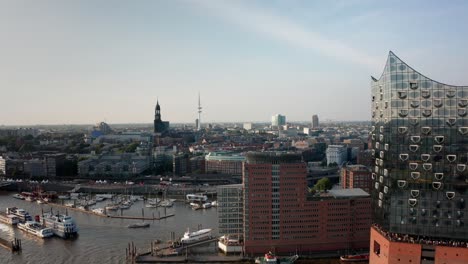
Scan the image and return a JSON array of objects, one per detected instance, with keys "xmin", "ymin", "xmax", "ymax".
[
  {"xmin": 341, "ymin": 164, "xmax": 372, "ymax": 193},
  {"xmin": 243, "ymin": 152, "xmax": 371, "ymax": 255}
]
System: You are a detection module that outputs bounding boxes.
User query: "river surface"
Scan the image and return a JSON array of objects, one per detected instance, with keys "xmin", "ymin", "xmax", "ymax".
[{"xmin": 0, "ymin": 191, "xmax": 218, "ymax": 264}]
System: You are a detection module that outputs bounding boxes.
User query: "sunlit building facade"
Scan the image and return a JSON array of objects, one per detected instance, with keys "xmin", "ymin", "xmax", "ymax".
[{"xmin": 370, "ymin": 52, "xmax": 468, "ymax": 264}]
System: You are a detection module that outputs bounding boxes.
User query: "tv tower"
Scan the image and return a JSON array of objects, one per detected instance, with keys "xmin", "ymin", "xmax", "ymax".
[{"xmin": 197, "ymin": 93, "xmax": 202, "ymax": 131}]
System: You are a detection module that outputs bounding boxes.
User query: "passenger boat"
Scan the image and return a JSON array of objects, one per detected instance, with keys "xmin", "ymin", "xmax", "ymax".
[
  {"xmin": 6, "ymin": 207, "xmax": 32, "ymax": 222},
  {"xmin": 0, "ymin": 212, "xmax": 20, "ymax": 225},
  {"xmin": 127, "ymin": 222, "xmax": 150, "ymax": 228},
  {"xmin": 180, "ymin": 228, "xmax": 212, "ymax": 244},
  {"xmin": 186, "ymin": 194, "xmax": 208, "ymax": 203},
  {"xmin": 17, "ymin": 221, "xmax": 53, "ymax": 238},
  {"xmin": 12, "ymin": 193, "xmax": 25, "ymax": 200},
  {"xmin": 340, "ymin": 253, "xmax": 369, "ymax": 262},
  {"xmin": 40, "ymin": 213, "xmax": 79, "ymax": 238}
]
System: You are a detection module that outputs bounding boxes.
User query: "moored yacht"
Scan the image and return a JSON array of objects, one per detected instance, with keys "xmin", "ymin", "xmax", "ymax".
[
  {"xmin": 18, "ymin": 221, "xmax": 53, "ymax": 238},
  {"xmin": 180, "ymin": 228, "xmax": 212, "ymax": 244},
  {"xmin": 40, "ymin": 213, "xmax": 79, "ymax": 238}
]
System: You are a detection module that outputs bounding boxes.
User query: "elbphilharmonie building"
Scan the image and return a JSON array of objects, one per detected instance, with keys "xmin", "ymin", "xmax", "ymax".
[{"xmin": 370, "ymin": 52, "xmax": 468, "ymax": 263}]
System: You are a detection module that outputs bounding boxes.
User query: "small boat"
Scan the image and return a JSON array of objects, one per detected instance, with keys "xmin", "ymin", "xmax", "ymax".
[
  {"xmin": 340, "ymin": 253, "xmax": 369, "ymax": 262},
  {"xmin": 105, "ymin": 204, "xmax": 119, "ymax": 211},
  {"xmin": 255, "ymin": 252, "xmax": 299, "ymax": 264},
  {"xmin": 58, "ymin": 195, "xmax": 70, "ymax": 199},
  {"xmin": 0, "ymin": 212, "xmax": 20, "ymax": 225},
  {"xmin": 211, "ymin": 201, "xmax": 218, "ymax": 207},
  {"xmin": 92, "ymin": 208, "xmax": 105, "ymax": 215},
  {"xmin": 145, "ymin": 204, "xmax": 158, "ymax": 208},
  {"xmin": 12, "ymin": 194, "xmax": 25, "ymax": 200},
  {"xmin": 64, "ymin": 202, "xmax": 75, "ymax": 208},
  {"xmin": 25, "ymin": 196, "xmax": 36, "ymax": 202},
  {"xmin": 159, "ymin": 200, "xmax": 174, "ymax": 207},
  {"xmin": 202, "ymin": 202, "xmax": 212, "ymax": 209},
  {"xmin": 180, "ymin": 228, "xmax": 212, "ymax": 244},
  {"xmin": 95, "ymin": 196, "xmax": 105, "ymax": 202},
  {"xmin": 6, "ymin": 207, "xmax": 32, "ymax": 222},
  {"xmin": 37, "ymin": 199, "xmax": 47, "ymax": 204},
  {"xmin": 127, "ymin": 222, "xmax": 150, "ymax": 228},
  {"xmin": 147, "ymin": 198, "xmax": 160, "ymax": 205},
  {"xmin": 41, "ymin": 213, "xmax": 79, "ymax": 238},
  {"xmin": 119, "ymin": 204, "xmax": 130, "ymax": 210},
  {"xmin": 18, "ymin": 221, "xmax": 53, "ymax": 238},
  {"xmin": 190, "ymin": 203, "xmax": 201, "ymax": 210}
]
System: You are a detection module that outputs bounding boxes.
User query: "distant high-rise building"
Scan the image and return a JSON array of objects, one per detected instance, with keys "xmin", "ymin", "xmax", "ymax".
[
  {"xmin": 271, "ymin": 114, "xmax": 286, "ymax": 127},
  {"xmin": 153, "ymin": 100, "xmax": 170, "ymax": 134},
  {"xmin": 312, "ymin": 114, "xmax": 319, "ymax": 128},
  {"xmin": 243, "ymin": 123, "xmax": 252, "ymax": 130},
  {"xmin": 369, "ymin": 52, "xmax": 468, "ymax": 263}
]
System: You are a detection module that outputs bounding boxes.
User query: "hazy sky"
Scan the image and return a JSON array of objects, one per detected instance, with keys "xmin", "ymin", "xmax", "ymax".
[{"xmin": 2, "ymin": 0, "xmax": 468, "ymax": 125}]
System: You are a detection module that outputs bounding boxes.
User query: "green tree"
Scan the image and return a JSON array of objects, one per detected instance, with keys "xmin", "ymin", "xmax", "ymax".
[{"xmin": 313, "ymin": 177, "xmax": 332, "ymax": 191}]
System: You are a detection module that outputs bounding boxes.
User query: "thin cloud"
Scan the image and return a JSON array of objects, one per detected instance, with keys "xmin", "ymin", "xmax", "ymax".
[{"xmin": 191, "ymin": 0, "xmax": 380, "ymax": 70}]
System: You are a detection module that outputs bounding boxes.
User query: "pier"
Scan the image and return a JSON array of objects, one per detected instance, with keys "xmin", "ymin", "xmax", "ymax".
[
  {"xmin": 0, "ymin": 237, "xmax": 21, "ymax": 253},
  {"xmin": 108, "ymin": 214, "xmax": 174, "ymax": 220}
]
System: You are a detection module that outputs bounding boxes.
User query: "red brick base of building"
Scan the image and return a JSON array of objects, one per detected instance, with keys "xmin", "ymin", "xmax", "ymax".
[{"xmin": 369, "ymin": 226, "xmax": 468, "ymax": 264}]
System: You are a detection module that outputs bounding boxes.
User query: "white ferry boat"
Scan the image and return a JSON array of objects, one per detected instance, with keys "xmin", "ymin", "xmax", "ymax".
[
  {"xmin": 6, "ymin": 207, "xmax": 32, "ymax": 222},
  {"xmin": 180, "ymin": 228, "xmax": 212, "ymax": 244},
  {"xmin": 0, "ymin": 212, "xmax": 20, "ymax": 225},
  {"xmin": 186, "ymin": 194, "xmax": 208, "ymax": 203},
  {"xmin": 40, "ymin": 213, "xmax": 79, "ymax": 238},
  {"xmin": 18, "ymin": 221, "xmax": 53, "ymax": 238}
]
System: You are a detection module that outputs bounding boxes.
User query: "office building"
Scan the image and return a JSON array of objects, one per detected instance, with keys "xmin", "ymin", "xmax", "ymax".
[
  {"xmin": 217, "ymin": 184, "xmax": 243, "ymax": 239},
  {"xmin": 205, "ymin": 152, "xmax": 245, "ymax": 177},
  {"xmin": 370, "ymin": 51, "xmax": 468, "ymax": 264},
  {"xmin": 326, "ymin": 145, "xmax": 347, "ymax": 165},
  {"xmin": 271, "ymin": 114, "xmax": 286, "ymax": 127},
  {"xmin": 243, "ymin": 152, "xmax": 371, "ymax": 255}
]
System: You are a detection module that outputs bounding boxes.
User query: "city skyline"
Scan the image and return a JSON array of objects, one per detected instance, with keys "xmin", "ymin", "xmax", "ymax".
[{"xmin": 2, "ymin": 1, "xmax": 468, "ymax": 125}]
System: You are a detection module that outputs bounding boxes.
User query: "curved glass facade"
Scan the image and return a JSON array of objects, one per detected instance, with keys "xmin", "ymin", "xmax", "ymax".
[{"xmin": 371, "ymin": 52, "xmax": 468, "ymax": 240}]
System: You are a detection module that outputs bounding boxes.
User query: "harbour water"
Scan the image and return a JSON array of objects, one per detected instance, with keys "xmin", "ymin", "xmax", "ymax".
[{"xmin": 0, "ymin": 191, "xmax": 218, "ymax": 264}]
